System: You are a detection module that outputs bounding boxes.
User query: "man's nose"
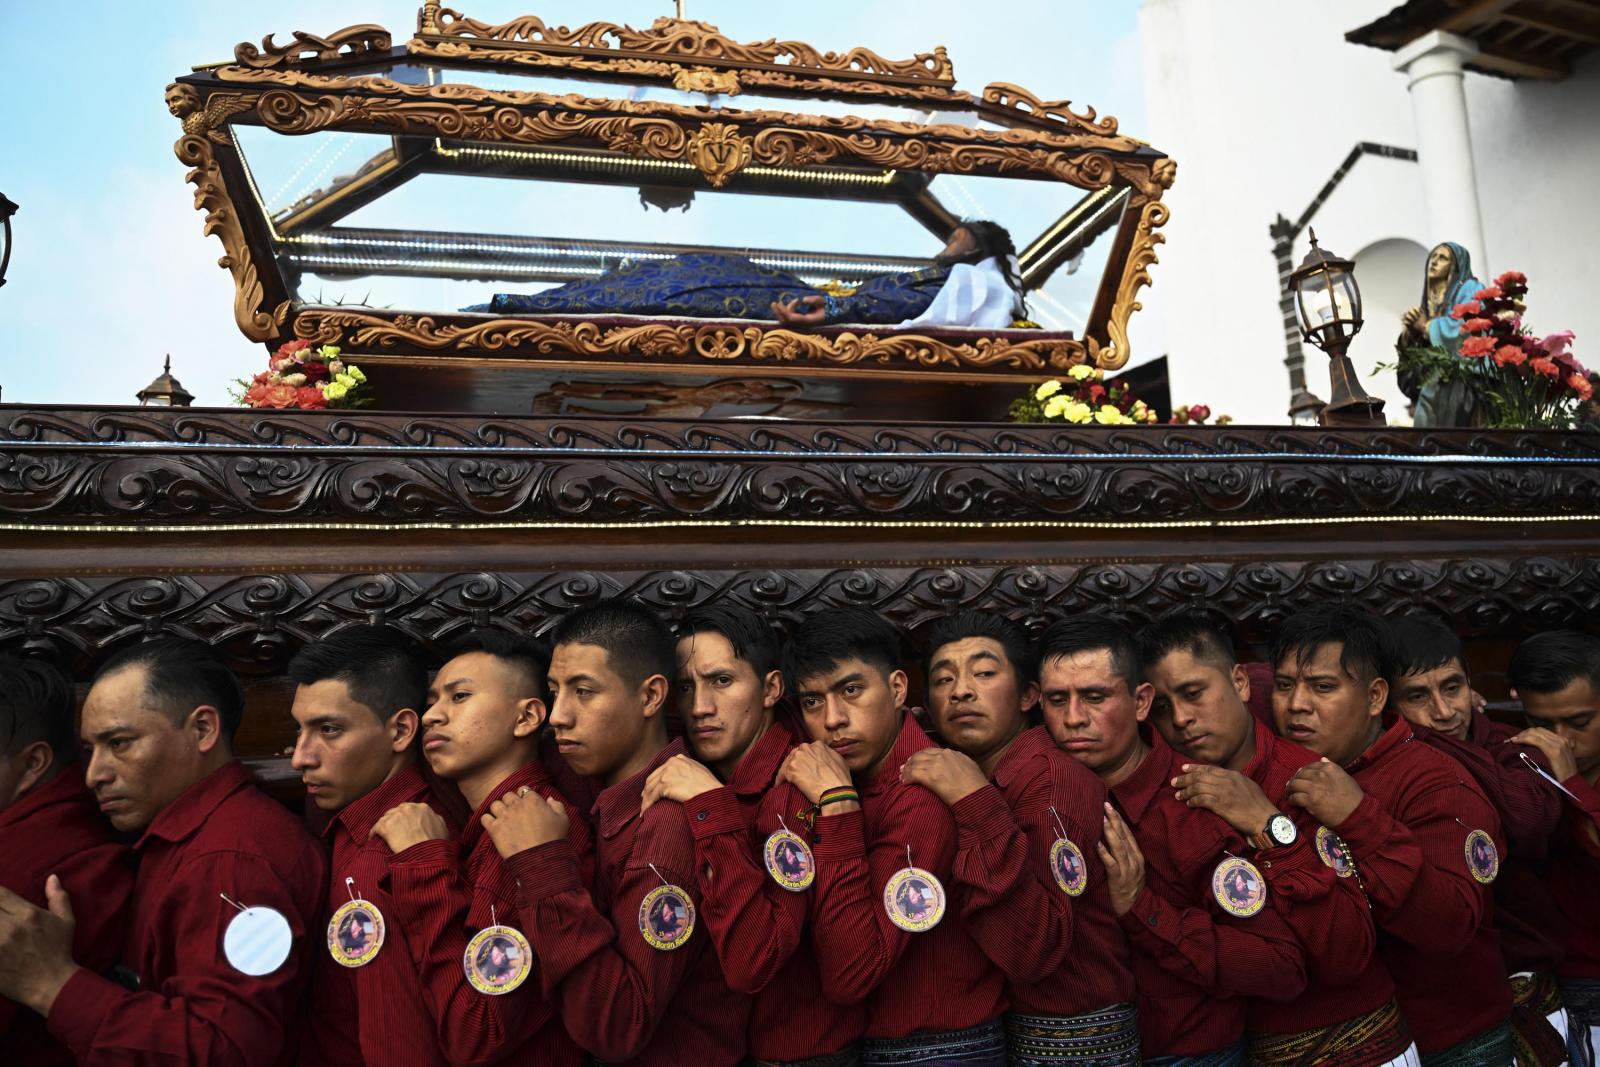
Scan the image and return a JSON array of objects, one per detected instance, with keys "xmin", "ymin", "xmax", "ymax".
[
  {"xmin": 290, "ymin": 734, "xmax": 317, "ymax": 771},
  {"xmin": 1289, "ymin": 682, "xmax": 1315, "ymax": 714},
  {"xmin": 823, "ymin": 694, "xmax": 850, "ymax": 732},
  {"xmin": 1062, "ymin": 696, "xmax": 1090, "ymax": 728}
]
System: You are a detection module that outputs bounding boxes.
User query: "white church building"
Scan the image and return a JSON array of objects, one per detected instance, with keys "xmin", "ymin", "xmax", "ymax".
[{"xmin": 1137, "ymin": 0, "xmax": 1600, "ymax": 424}]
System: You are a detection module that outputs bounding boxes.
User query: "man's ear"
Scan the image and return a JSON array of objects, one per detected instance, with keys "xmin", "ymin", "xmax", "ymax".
[
  {"xmin": 512, "ymin": 697, "xmax": 548, "ymax": 739},
  {"xmin": 762, "ymin": 669, "xmax": 783, "ymax": 710},
  {"xmin": 639, "ymin": 675, "xmax": 670, "ymax": 720},
  {"xmin": 1133, "ymin": 681, "xmax": 1155, "ymax": 724},
  {"xmin": 1019, "ymin": 680, "xmax": 1041, "ymax": 714},
  {"xmin": 889, "ymin": 669, "xmax": 909, "ymax": 709},
  {"xmin": 389, "ymin": 708, "xmax": 421, "ymax": 752},
  {"xmin": 189, "ymin": 705, "xmax": 224, "ymax": 755},
  {"xmin": 1367, "ymin": 677, "xmax": 1390, "ymax": 718},
  {"xmin": 13, "ymin": 740, "xmax": 55, "ymax": 797},
  {"xmin": 1232, "ymin": 664, "xmax": 1251, "ymax": 705}
]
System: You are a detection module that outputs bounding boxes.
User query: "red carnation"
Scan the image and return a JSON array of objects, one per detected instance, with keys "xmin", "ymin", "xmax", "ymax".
[
  {"xmin": 1494, "ymin": 271, "xmax": 1527, "ymax": 289},
  {"xmin": 278, "ymin": 338, "xmax": 312, "ymax": 357},
  {"xmin": 1188, "ymin": 404, "xmax": 1212, "ymax": 423},
  {"xmin": 1451, "ymin": 300, "xmax": 1483, "ymax": 319},
  {"xmin": 1530, "ymin": 357, "xmax": 1560, "ymax": 379},
  {"xmin": 249, "ymin": 383, "xmax": 300, "ymax": 409},
  {"xmin": 295, "ymin": 386, "xmax": 328, "ymax": 409},
  {"xmin": 1493, "ymin": 345, "xmax": 1527, "ymax": 367},
  {"xmin": 1459, "ymin": 336, "xmax": 1496, "ymax": 358},
  {"xmin": 301, "ymin": 360, "xmax": 331, "ymax": 383},
  {"xmin": 1462, "ymin": 318, "xmax": 1495, "ymax": 333},
  {"xmin": 1569, "ymin": 374, "xmax": 1594, "ymax": 402},
  {"xmin": 1474, "ymin": 286, "xmax": 1503, "ymax": 301},
  {"xmin": 1088, "ymin": 383, "xmax": 1107, "ymax": 403}
]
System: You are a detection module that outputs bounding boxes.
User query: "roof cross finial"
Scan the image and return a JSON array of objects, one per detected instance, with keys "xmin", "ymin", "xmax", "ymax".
[{"xmin": 675, "ymin": 0, "xmax": 686, "ymax": 19}]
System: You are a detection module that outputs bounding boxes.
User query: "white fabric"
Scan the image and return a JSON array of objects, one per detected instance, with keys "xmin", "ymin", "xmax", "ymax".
[
  {"xmin": 1380, "ymin": 1043, "xmax": 1423, "ymax": 1067},
  {"xmin": 1571, "ymin": 1021, "xmax": 1598, "ymax": 1067},
  {"xmin": 893, "ymin": 255, "xmax": 1022, "ymax": 330},
  {"xmin": 1548, "ymin": 1006, "xmax": 1572, "ymax": 1062}
]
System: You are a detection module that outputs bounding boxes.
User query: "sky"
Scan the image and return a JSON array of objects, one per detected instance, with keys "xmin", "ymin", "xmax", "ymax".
[{"xmin": 0, "ymin": 0, "xmax": 1148, "ymax": 406}]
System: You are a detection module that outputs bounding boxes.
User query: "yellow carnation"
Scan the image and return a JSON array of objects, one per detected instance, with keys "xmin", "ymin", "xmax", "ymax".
[
  {"xmin": 1095, "ymin": 405, "xmax": 1129, "ymax": 425},
  {"xmin": 323, "ymin": 382, "xmax": 348, "ymax": 401},
  {"xmin": 347, "ymin": 365, "xmax": 366, "ymax": 383},
  {"xmin": 1035, "ymin": 380, "xmax": 1063, "ymax": 401},
  {"xmin": 335, "ymin": 372, "xmax": 356, "ymax": 388},
  {"xmin": 1062, "ymin": 400, "xmax": 1093, "ymax": 423},
  {"xmin": 1067, "ymin": 364, "xmax": 1094, "ymax": 381},
  {"xmin": 1042, "ymin": 395, "xmax": 1070, "ymax": 419}
]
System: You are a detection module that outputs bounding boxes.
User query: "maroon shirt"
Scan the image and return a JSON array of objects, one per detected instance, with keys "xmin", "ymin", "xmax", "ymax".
[
  {"xmin": 808, "ymin": 714, "xmax": 1006, "ymax": 1039},
  {"xmin": 1549, "ymin": 774, "xmax": 1600, "ymax": 979},
  {"xmin": 1415, "ymin": 712, "xmax": 1568, "ymax": 974},
  {"xmin": 510, "ymin": 738, "xmax": 749, "ymax": 1067},
  {"xmin": 1240, "ymin": 728, "xmax": 1391, "ymax": 1034},
  {"xmin": 948, "ymin": 725, "xmax": 1135, "ymax": 1016},
  {"xmin": 0, "ymin": 769, "xmax": 133, "ymax": 1067},
  {"xmin": 684, "ymin": 720, "xmax": 865, "ymax": 1060},
  {"xmin": 1336, "ymin": 717, "xmax": 1511, "ymax": 1053},
  {"xmin": 386, "ymin": 760, "xmax": 587, "ymax": 1067},
  {"xmin": 299, "ymin": 763, "xmax": 459, "ymax": 1067},
  {"xmin": 46, "ymin": 761, "xmax": 326, "ymax": 1066},
  {"xmin": 1111, "ymin": 735, "xmax": 1307, "ymax": 1057}
]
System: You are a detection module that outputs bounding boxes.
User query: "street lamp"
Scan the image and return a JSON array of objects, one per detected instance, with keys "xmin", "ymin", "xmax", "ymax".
[
  {"xmin": 1287, "ymin": 229, "xmax": 1385, "ymax": 427},
  {"xmin": 0, "ymin": 193, "xmax": 16, "ymax": 289},
  {"xmin": 136, "ymin": 355, "xmax": 195, "ymax": 407}
]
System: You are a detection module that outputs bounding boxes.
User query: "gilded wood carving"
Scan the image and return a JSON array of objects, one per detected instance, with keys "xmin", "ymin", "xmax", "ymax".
[{"xmin": 233, "ymin": 24, "xmax": 393, "ymax": 69}]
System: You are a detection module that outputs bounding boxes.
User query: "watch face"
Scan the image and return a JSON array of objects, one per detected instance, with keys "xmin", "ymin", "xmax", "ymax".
[{"xmin": 1269, "ymin": 814, "xmax": 1298, "ymax": 846}]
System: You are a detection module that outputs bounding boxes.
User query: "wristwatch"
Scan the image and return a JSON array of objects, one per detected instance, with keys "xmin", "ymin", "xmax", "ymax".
[{"xmin": 1249, "ymin": 813, "xmax": 1298, "ymax": 851}]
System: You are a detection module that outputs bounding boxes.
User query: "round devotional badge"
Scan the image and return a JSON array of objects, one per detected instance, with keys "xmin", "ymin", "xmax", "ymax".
[
  {"xmin": 639, "ymin": 884, "xmax": 696, "ymax": 950},
  {"xmin": 463, "ymin": 925, "xmax": 532, "ymax": 995},
  {"xmin": 327, "ymin": 898, "xmax": 386, "ymax": 968},
  {"xmin": 1314, "ymin": 826, "xmax": 1354, "ymax": 879},
  {"xmin": 223, "ymin": 906, "xmax": 293, "ymax": 977},
  {"xmin": 883, "ymin": 867, "xmax": 946, "ymax": 933},
  {"xmin": 764, "ymin": 829, "xmax": 816, "ymax": 893},
  {"xmin": 1464, "ymin": 829, "xmax": 1500, "ymax": 884},
  {"xmin": 1211, "ymin": 856, "xmax": 1268, "ymax": 918},
  {"xmin": 1049, "ymin": 837, "xmax": 1088, "ymax": 897}
]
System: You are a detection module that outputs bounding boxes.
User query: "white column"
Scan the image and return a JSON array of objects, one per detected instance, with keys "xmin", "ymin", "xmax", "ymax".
[{"xmin": 1392, "ymin": 30, "xmax": 1489, "ymax": 276}]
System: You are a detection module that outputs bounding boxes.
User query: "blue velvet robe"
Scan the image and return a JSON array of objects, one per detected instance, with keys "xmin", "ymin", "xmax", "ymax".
[{"xmin": 474, "ymin": 252, "xmax": 951, "ymax": 324}]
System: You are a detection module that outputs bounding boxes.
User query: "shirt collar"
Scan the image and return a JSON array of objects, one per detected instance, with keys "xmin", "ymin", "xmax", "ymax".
[
  {"xmin": 0, "ymin": 765, "xmax": 92, "ymax": 831},
  {"xmin": 329, "ymin": 762, "xmax": 430, "ymax": 843},
  {"xmin": 461, "ymin": 759, "xmax": 555, "ymax": 850},
  {"xmin": 992, "ymin": 725, "xmax": 1049, "ymax": 789},
  {"xmin": 859, "ymin": 712, "xmax": 929, "ymax": 796},
  {"xmin": 596, "ymin": 738, "xmax": 686, "ymax": 839},
  {"xmin": 1467, "ymin": 709, "xmax": 1496, "ymax": 747},
  {"xmin": 729, "ymin": 720, "xmax": 796, "ymax": 797},
  {"xmin": 136, "ymin": 760, "xmax": 254, "ymax": 850},
  {"xmin": 1345, "ymin": 714, "xmax": 1414, "ymax": 774},
  {"xmin": 1111, "ymin": 732, "xmax": 1172, "ymax": 822}
]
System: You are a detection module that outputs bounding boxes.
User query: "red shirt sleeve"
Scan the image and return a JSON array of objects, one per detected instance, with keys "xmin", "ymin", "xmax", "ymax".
[
  {"xmin": 1255, "ymin": 819, "xmax": 1376, "ymax": 987},
  {"xmin": 949, "ymin": 780, "xmax": 1073, "ymax": 986},
  {"xmin": 1561, "ymin": 775, "xmax": 1600, "ymax": 861},
  {"xmin": 46, "ymin": 850, "xmax": 318, "ymax": 1067},
  {"xmin": 685, "ymin": 785, "xmax": 809, "ymax": 995},
  {"xmin": 1335, "ymin": 769, "xmax": 1499, "ymax": 956},
  {"xmin": 385, "ymin": 838, "xmax": 550, "ymax": 1067},
  {"xmin": 510, "ymin": 808, "xmax": 701, "ymax": 1064},
  {"xmin": 807, "ymin": 786, "xmax": 956, "ymax": 1005}
]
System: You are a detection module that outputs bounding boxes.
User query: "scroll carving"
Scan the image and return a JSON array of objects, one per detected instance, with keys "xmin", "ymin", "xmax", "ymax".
[
  {"xmin": 685, "ymin": 123, "xmax": 753, "ymax": 187},
  {"xmin": 415, "ymin": 10, "xmax": 955, "ymax": 84},
  {"xmin": 672, "ymin": 68, "xmax": 741, "ymax": 96},
  {"xmin": 233, "ymin": 24, "xmax": 393, "ymax": 69},
  {"xmin": 981, "ymin": 82, "xmax": 1120, "ymax": 136},
  {"xmin": 1098, "ymin": 197, "xmax": 1171, "ymax": 371}
]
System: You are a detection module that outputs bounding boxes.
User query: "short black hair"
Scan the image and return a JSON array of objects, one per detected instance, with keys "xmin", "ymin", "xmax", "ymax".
[
  {"xmin": 1268, "ymin": 606, "xmax": 1395, "ymax": 685},
  {"xmin": 549, "ymin": 600, "xmax": 675, "ymax": 689},
  {"xmin": 677, "ymin": 605, "xmax": 781, "ymax": 678},
  {"xmin": 1037, "ymin": 613, "xmax": 1142, "ymax": 691},
  {"xmin": 1388, "ymin": 616, "xmax": 1467, "ymax": 680},
  {"xmin": 447, "ymin": 629, "xmax": 553, "ymax": 704},
  {"xmin": 0, "ymin": 656, "xmax": 78, "ymax": 761},
  {"xmin": 1138, "ymin": 611, "xmax": 1237, "ymax": 674},
  {"xmin": 1507, "ymin": 630, "xmax": 1600, "ymax": 696},
  {"xmin": 783, "ymin": 608, "xmax": 903, "ymax": 694},
  {"xmin": 924, "ymin": 610, "xmax": 1037, "ymax": 684},
  {"xmin": 93, "ymin": 637, "xmax": 245, "ymax": 744},
  {"xmin": 286, "ymin": 626, "xmax": 428, "ymax": 721}
]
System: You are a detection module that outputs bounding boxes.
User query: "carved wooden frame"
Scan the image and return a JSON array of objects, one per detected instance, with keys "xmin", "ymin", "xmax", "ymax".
[{"xmin": 169, "ymin": 12, "xmax": 1174, "ymax": 373}]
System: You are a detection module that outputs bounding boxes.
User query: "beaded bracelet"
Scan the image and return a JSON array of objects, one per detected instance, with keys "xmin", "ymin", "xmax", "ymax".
[{"xmin": 798, "ymin": 788, "xmax": 861, "ymax": 829}]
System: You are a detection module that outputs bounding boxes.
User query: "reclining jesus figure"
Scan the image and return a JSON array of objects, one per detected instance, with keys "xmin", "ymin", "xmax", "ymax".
[{"xmin": 467, "ymin": 220, "xmax": 1027, "ymax": 330}]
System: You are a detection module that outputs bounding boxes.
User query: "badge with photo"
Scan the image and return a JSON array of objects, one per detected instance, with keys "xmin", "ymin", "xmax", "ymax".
[
  {"xmin": 464, "ymin": 920, "xmax": 533, "ymax": 995},
  {"xmin": 1046, "ymin": 806, "xmax": 1087, "ymax": 897},
  {"xmin": 1211, "ymin": 855, "xmax": 1268, "ymax": 918},
  {"xmin": 763, "ymin": 825, "xmax": 816, "ymax": 893},
  {"xmin": 1314, "ymin": 826, "xmax": 1355, "ymax": 879},
  {"xmin": 327, "ymin": 880, "xmax": 386, "ymax": 968},
  {"xmin": 1464, "ymin": 828, "xmax": 1500, "ymax": 885},
  {"xmin": 639, "ymin": 881, "xmax": 697, "ymax": 950},
  {"xmin": 883, "ymin": 847, "xmax": 945, "ymax": 933}
]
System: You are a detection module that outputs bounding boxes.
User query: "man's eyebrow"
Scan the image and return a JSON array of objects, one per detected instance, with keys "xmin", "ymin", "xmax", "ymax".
[
  {"xmin": 830, "ymin": 671, "xmax": 867, "ymax": 691},
  {"xmin": 86, "ymin": 723, "xmax": 137, "ymax": 743}
]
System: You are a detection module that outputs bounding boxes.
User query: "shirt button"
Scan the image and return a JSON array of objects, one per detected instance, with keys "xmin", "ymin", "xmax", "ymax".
[
  {"xmin": 696, "ymin": 810, "xmax": 708, "ymax": 821},
  {"xmin": 1146, "ymin": 916, "xmax": 1157, "ymax": 927}
]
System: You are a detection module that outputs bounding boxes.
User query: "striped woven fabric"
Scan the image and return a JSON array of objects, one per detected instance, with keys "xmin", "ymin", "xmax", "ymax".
[
  {"xmin": 1004, "ymin": 1003, "xmax": 1140, "ymax": 1066},
  {"xmin": 1247, "ymin": 999, "xmax": 1414, "ymax": 1067},
  {"xmin": 860, "ymin": 1019, "xmax": 1006, "ymax": 1066},
  {"xmin": 1143, "ymin": 1042, "xmax": 1246, "ymax": 1066},
  {"xmin": 1418, "ymin": 1022, "xmax": 1513, "ymax": 1067}
]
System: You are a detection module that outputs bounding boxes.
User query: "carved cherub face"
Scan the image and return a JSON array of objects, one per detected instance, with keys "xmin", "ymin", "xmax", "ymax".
[
  {"xmin": 166, "ymin": 84, "xmax": 199, "ymax": 119},
  {"xmin": 1426, "ymin": 245, "xmax": 1454, "ymax": 283}
]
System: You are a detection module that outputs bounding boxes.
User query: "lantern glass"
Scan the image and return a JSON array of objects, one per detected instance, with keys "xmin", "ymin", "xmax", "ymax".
[{"xmin": 1295, "ymin": 263, "xmax": 1362, "ymax": 346}]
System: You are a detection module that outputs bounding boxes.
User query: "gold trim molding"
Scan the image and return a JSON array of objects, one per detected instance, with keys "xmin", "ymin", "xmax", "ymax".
[{"xmin": 233, "ymin": 24, "xmax": 392, "ymax": 69}]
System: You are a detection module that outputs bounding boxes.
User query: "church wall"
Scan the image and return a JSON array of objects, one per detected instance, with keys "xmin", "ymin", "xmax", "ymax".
[{"xmin": 1137, "ymin": 0, "xmax": 1598, "ymax": 424}]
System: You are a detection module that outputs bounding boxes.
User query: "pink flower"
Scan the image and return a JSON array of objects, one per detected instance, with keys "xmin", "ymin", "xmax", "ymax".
[
  {"xmin": 1188, "ymin": 404, "xmax": 1212, "ymax": 423},
  {"xmin": 1538, "ymin": 331, "xmax": 1576, "ymax": 361}
]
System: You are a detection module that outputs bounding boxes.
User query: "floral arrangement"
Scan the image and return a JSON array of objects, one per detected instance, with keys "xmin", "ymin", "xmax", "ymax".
[
  {"xmin": 1397, "ymin": 271, "xmax": 1590, "ymax": 429},
  {"xmin": 1169, "ymin": 403, "xmax": 1231, "ymax": 426},
  {"xmin": 1009, "ymin": 364, "xmax": 1159, "ymax": 425},
  {"xmin": 233, "ymin": 340, "xmax": 368, "ymax": 410}
]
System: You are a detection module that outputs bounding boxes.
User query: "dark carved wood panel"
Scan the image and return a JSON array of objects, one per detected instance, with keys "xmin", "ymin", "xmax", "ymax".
[{"xmin": 5, "ymin": 408, "xmax": 1600, "ymax": 526}]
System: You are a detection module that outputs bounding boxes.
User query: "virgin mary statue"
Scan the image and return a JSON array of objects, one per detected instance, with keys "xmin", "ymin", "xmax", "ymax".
[
  {"xmin": 1398, "ymin": 241, "xmax": 1484, "ymax": 427},
  {"xmin": 466, "ymin": 221, "xmax": 1027, "ymax": 330}
]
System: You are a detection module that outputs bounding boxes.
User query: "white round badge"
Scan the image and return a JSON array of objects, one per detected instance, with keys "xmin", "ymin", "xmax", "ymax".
[
  {"xmin": 883, "ymin": 867, "xmax": 945, "ymax": 933},
  {"xmin": 223, "ymin": 906, "xmax": 293, "ymax": 976}
]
